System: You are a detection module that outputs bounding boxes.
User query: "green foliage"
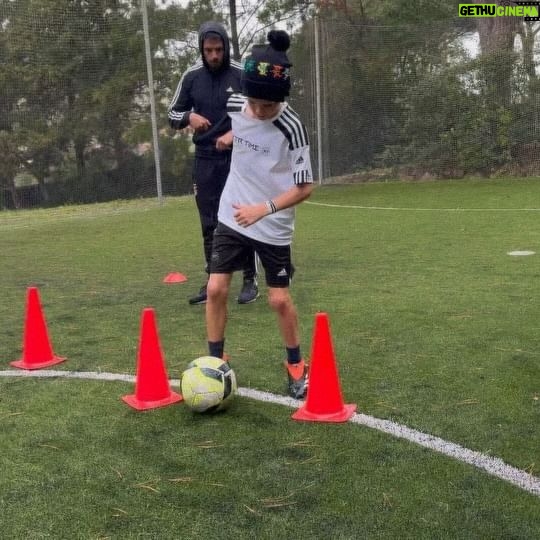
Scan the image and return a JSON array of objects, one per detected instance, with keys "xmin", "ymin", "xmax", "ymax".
[
  {"xmin": 2, "ymin": 0, "xmax": 540, "ymax": 208},
  {"xmin": 298, "ymin": 0, "xmax": 535, "ymax": 179},
  {"xmin": 393, "ymin": 64, "xmax": 513, "ymax": 175},
  {"xmin": 0, "ymin": 131, "xmax": 19, "ymax": 185},
  {"xmin": 359, "ymin": 0, "xmax": 466, "ymax": 25},
  {"xmin": 1, "ymin": 0, "xmax": 197, "ymax": 207},
  {"xmin": 159, "ymin": 134, "xmax": 194, "ymax": 195}
]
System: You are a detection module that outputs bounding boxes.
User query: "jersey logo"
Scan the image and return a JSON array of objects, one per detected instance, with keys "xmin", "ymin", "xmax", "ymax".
[
  {"xmin": 295, "ymin": 156, "xmax": 304, "ymax": 165},
  {"xmin": 226, "ymin": 86, "xmax": 235, "ymax": 93}
]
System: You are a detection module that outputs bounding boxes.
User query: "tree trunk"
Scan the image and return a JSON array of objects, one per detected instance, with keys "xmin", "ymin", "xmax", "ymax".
[
  {"xmin": 7, "ymin": 182, "xmax": 20, "ymax": 209},
  {"xmin": 475, "ymin": 9, "xmax": 518, "ymax": 55},
  {"xmin": 473, "ymin": 0, "xmax": 519, "ymax": 106},
  {"xmin": 74, "ymin": 137, "xmax": 86, "ymax": 180},
  {"xmin": 518, "ymin": 22, "xmax": 538, "ymax": 84},
  {"xmin": 229, "ymin": 0, "xmax": 240, "ymax": 61},
  {"xmin": 113, "ymin": 137, "xmax": 130, "ymax": 170},
  {"xmin": 37, "ymin": 177, "xmax": 50, "ymax": 202}
]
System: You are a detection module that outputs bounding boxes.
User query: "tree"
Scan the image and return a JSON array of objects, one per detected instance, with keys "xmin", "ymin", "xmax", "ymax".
[
  {"xmin": 220, "ymin": 0, "xmax": 314, "ymax": 58},
  {"xmin": 473, "ymin": 0, "xmax": 519, "ymax": 107},
  {"xmin": 0, "ymin": 131, "xmax": 21, "ymax": 209},
  {"xmin": 298, "ymin": 0, "xmax": 473, "ymax": 176},
  {"xmin": 1, "ymin": 0, "xmax": 161, "ymax": 205},
  {"xmin": 517, "ymin": 21, "xmax": 539, "ymax": 88}
]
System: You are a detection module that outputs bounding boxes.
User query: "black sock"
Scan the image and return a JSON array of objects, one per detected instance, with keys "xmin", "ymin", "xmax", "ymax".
[
  {"xmin": 208, "ymin": 340, "xmax": 225, "ymax": 359},
  {"xmin": 286, "ymin": 346, "xmax": 301, "ymax": 364}
]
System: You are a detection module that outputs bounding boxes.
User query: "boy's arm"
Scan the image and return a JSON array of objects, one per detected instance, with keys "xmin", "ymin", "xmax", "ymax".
[
  {"xmin": 233, "ymin": 183, "xmax": 314, "ymax": 228},
  {"xmin": 263, "ymin": 142, "xmax": 314, "ymax": 213},
  {"xmin": 233, "ymin": 116, "xmax": 314, "ymax": 227},
  {"xmin": 271, "ymin": 183, "xmax": 314, "ymax": 211}
]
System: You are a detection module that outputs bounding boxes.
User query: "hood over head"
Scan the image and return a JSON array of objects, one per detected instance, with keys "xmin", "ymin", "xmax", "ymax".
[{"xmin": 198, "ymin": 21, "xmax": 231, "ymax": 72}]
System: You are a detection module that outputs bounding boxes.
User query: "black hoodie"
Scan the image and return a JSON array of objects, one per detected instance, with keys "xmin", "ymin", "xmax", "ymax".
[{"xmin": 167, "ymin": 22, "xmax": 242, "ymax": 158}]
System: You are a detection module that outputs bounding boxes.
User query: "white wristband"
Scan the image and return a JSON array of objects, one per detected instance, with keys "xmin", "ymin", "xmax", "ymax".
[{"xmin": 266, "ymin": 200, "xmax": 277, "ymax": 214}]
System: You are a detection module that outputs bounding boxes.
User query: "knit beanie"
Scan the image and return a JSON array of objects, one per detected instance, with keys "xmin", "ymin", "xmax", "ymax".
[{"xmin": 241, "ymin": 30, "xmax": 292, "ymax": 102}]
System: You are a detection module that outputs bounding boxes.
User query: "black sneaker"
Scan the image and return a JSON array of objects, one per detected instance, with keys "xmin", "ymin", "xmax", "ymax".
[
  {"xmin": 237, "ymin": 278, "xmax": 259, "ymax": 304},
  {"xmin": 188, "ymin": 284, "xmax": 207, "ymax": 305}
]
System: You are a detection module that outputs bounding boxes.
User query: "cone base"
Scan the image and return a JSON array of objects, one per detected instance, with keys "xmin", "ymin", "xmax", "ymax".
[
  {"xmin": 292, "ymin": 403, "xmax": 357, "ymax": 423},
  {"xmin": 122, "ymin": 391, "xmax": 183, "ymax": 411},
  {"xmin": 10, "ymin": 355, "xmax": 66, "ymax": 370}
]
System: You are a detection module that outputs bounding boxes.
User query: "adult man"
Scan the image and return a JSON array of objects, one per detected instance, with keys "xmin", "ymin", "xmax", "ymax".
[{"xmin": 168, "ymin": 21, "xmax": 258, "ymax": 305}]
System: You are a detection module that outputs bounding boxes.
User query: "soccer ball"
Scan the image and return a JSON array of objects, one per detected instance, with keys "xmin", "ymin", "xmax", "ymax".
[{"xmin": 181, "ymin": 356, "xmax": 237, "ymax": 413}]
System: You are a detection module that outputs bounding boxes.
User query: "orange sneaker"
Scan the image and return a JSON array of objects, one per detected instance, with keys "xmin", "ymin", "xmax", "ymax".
[{"xmin": 284, "ymin": 360, "xmax": 308, "ymax": 399}]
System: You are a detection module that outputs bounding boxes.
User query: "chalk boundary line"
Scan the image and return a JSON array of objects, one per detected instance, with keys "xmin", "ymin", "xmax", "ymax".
[
  {"xmin": 1, "ymin": 369, "xmax": 538, "ymax": 498},
  {"xmin": 305, "ymin": 201, "xmax": 540, "ymax": 212}
]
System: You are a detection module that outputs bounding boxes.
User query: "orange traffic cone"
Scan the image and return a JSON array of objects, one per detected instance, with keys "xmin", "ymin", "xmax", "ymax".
[
  {"xmin": 162, "ymin": 272, "xmax": 187, "ymax": 284},
  {"xmin": 10, "ymin": 287, "xmax": 66, "ymax": 370},
  {"xmin": 292, "ymin": 312, "xmax": 356, "ymax": 422},
  {"xmin": 122, "ymin": 308, "xmax": 182, "ymax": 410}
]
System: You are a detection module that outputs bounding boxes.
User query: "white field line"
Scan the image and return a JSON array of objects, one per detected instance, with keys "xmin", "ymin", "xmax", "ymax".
[
  {"xmin": 1, "ymin": 369, "xmax": 539, "ymax": 498},
  {"xmin": 305, "ymin": 201, "xmax": 540, "ymax": 212}
]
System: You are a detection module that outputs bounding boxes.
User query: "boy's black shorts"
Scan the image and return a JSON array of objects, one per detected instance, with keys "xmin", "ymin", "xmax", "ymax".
[{"xmin": 210, "ymin": 223, "xmax": 295, "ymax": 288}]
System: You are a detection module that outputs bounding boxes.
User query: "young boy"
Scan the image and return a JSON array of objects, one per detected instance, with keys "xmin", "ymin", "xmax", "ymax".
[{"xmin": 205, "ymin": 30, "xmax": 314, "ymax": 399}]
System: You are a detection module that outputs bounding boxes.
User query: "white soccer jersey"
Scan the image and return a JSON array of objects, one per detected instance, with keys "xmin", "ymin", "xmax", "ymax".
[{"xmin": 218, "ymin": 94, "xmax": 313, "ymax": 246}]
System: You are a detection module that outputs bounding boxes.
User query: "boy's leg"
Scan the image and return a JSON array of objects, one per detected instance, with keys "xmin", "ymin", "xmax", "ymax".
[
  {"xmin": 267, "ymin": 286, "xmax": 308, "ymax": 399},
  {"xmin": 206, "ymin": 273, "xmax": 233, "ymax": 357},
  {"xmin": 267, "ymin": 286, "xmax": 299, "ymax": 348}
]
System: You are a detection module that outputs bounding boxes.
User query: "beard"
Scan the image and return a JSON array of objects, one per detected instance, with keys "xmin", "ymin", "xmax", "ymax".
[{"xmin": 207, "ymin": 60, "xmax": 223, "ymax": 72}]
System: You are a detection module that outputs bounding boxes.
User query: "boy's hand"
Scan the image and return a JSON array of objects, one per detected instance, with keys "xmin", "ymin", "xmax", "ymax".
[
  {"xmin": 233, "ymin": 203, "xmax": 268, "ymax": 227},
  {"xmin": 216, "ymin": 131, "xmax": 233, "ymax": 151}
]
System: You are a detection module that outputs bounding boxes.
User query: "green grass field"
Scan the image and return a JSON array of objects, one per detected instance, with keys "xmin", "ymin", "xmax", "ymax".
[{"xmin": 1, "ymin": 178, "xmax": 540, "ymax": 539}]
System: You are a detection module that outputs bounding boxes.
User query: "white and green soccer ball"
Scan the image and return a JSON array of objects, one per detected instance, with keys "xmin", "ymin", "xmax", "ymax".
[{"xmin": 181, "ymin": 356, "xmax": 237, "ymax": 413}]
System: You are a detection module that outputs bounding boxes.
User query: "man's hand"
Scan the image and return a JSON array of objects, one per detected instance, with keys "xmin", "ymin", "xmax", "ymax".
[{"xmin": 189, "ymin": 113, "xmax": 211, "ymax": 132}]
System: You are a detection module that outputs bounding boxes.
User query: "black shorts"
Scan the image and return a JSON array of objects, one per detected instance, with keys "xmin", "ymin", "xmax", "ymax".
[{"xmin": 210, "ymin": 223, "xmax": 295, "ymax": 288}]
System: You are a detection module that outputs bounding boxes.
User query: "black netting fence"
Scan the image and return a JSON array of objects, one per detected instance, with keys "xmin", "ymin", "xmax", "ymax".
[{"xmin": 2, "ymin": 1, "xmax": 539, "ymax": 209}]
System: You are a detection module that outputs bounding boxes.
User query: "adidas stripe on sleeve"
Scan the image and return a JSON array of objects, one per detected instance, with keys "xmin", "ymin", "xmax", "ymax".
[{"xmin": 274, "ymin": 107, "xmax": 312, "ymax": 185}]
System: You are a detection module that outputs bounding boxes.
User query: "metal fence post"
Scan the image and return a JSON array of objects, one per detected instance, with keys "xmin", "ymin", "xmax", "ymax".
[{"xmin": 141, "ymin": 0, "xmax": 163, "ymax": 204}]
